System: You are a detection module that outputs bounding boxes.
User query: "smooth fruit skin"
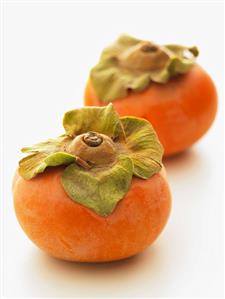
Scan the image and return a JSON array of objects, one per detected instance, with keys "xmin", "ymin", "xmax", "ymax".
[
  {"xmin": 85, "ymin": 65, "xmax": 217, "ymax": 156},
  {"xmin": 13, "ymin": 167, "xmax": 171, "ymax": 262}
]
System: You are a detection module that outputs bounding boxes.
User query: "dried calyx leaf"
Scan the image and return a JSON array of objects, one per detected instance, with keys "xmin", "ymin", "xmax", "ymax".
[
  {"xmin": 61, "ymin": 155, "xmax": 133, "ymax": 217},
  {"xmin": 19, "ymin": 136, "xmax": 76, "ymax": 180},
  {"xmin": 90, "ymin": 34, "xmax": 199, "ymax": 103},
  {"xmin": 18, "ymin": 104, "xmax": 163, "ymax": 216},
  {"xmin": 63, "ymin": 104, "xmax": 125, "ymax": 141}
]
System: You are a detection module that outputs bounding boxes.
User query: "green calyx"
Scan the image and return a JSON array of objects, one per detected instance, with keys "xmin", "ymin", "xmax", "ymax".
[
  {"xmin": 90, "ymin": 34, "xmax": 199, "ymax": 103},
  {"xmin": 19, "ymin": 104, "xmax": 163, "ymax": 216}
]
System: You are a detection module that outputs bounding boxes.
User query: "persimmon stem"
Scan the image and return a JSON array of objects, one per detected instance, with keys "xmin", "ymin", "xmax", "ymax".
[
  {"xmin": 82, "ymin": 132, "xmax": 103, "ymax": 147},
  {"xmin": 119, "ymin": 41, "xmax": 169, "ymax": 72},
  {"xmin": 141, "ymin": 43, "xmax": 159, "ymax": 53},
  {"xmin": 75, "ymin": 156, "xmax": 92, "ymax": 169},
  {"xmin": 67, "ymin": 132, "xmax": 117, "ymax": 167}
]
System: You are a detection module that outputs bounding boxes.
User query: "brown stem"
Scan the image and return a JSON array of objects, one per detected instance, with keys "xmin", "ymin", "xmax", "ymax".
[
  {"xmin": 141, "ymin": 44, "xmax": 159, "ymax": 53},
  {"xmin": 82, "ymin": 132, "xmax": 103, "ymax": 147},
  {"xmin": 75, "ymin": 156, "xmax": 92, "ymax": 169},
  {"xmin": 119, "ymin": 41, "xmax": 169, "ymax": 72},
  {"xmin": 67, "ymin": 132, "xmax": 117, "ymax": 167}
]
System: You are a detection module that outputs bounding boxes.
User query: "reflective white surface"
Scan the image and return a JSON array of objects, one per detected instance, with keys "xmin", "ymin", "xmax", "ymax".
[{"xmin": 2, "ymin": 1, "xmax": 224, "ymax": 298}]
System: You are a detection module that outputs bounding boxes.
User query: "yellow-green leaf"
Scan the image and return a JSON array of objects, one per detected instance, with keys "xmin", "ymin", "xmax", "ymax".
[
  {"xmin": 121, "ymin": 116, "xmax": 163, "ymax": 179},
  {"xmin": 61, "ymin": 155, "xmax": 133, "ymax": 216},
  {"xmin": 90, "ymin": 34, "xmax": 199, "ymax": 103},
  {"xmin": 63, "ymin": 103, "xmax": 125, "ymax": 141},
  {"xmin": 19, "ymin": 152, "xmax": 76, "ymax": 180}
]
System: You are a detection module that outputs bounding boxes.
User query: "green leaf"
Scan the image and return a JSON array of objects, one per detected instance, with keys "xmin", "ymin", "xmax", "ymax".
[
  {"xmin": 19, "ymin": 152, "xmax": 76, "ymax": 180},
  {"xmin": 61, "ymin": 155, "xmax": 133, "ymax": 216},
  {"xmin": 63, "ymin": 103, "xmax": 125, "ymax": 140},
  {"xmin": 121, "ymin": 117, "xmax": 163, "ymax": 179},
  {"xmin": 165, "ymin": 44, "xmax": 199, "ymax": 58},
  {"xmin": 21, "ymin": 135, "xmax": 71, "ymax": 154},
  {"xmin": 117, "ymin": 35, "xmax": 141, "ymax": 47},
  {"xmin": 90, "ymin": 34, "xmax": 199, "ymax": 103},
  {"xmin": 168, "ymin": 57, "xmax": 194, "ymax": 76}
]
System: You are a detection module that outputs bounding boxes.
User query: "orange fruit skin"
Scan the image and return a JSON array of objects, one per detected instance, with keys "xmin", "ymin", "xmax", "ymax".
[
  {"xmin": 13, "ymin": 167, "xmax": 171, "ymax": 262},
  {"xmin": 84, "ymin": 65, "xmax": 217, "ymax": 156}
]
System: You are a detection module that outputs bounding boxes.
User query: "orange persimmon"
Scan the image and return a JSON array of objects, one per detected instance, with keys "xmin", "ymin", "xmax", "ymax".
[
  {"xmin": 13, "ymin": 104, "xmax": 171, "ymax": 262},
  {"xmin": 84, "ymin": 35, "xmax": 217, "ymax": 156},
  {"xmin": 13, "ymin": 167, "xmax": 171, "ymax": 262}
]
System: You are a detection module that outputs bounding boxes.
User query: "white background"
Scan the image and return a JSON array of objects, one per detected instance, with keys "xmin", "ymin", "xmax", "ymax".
[{"xmin": 2, "ymin": 1, "xmax": 224, "ymax": 298}]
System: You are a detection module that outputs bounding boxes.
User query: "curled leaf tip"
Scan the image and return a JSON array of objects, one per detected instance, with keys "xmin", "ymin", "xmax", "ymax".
[
  {"xmin": 190, "ymin": 46, "xmax": 199, "ymax": 57},
  {"xmin": 90, "ymin": 34, "xmax": 199, "ymax": 102}
]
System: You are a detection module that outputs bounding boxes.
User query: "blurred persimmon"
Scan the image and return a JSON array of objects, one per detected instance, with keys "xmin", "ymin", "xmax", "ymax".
[{"xmin": 85, "ymin": 35, "xmax": 217, "ymax": 156}]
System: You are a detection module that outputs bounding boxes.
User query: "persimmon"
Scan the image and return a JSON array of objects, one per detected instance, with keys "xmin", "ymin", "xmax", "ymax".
[
  {"xmin": 13, "ymin": 104, "xmax": 171, "ymax": 262},
  {"xmin": 84, "ymin": 35, "xmax": 217, "ymax": 156}
]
